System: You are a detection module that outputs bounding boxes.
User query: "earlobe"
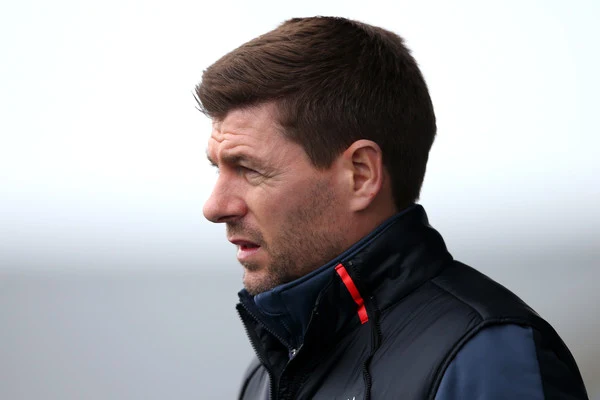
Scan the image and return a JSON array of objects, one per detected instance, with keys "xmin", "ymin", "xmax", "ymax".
[{"xmin": 343, "ymin": 140, "xmax": 384, "ymax": 212}]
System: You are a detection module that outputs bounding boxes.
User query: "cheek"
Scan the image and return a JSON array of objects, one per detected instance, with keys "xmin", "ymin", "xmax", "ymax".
[
  {"xmin": 245, "ymin": 188, "xmax": 290, "ymax": 231},
  {"xmin": 246, "ymin": 175, "xmax": 338, "ymax": 233},
  {"xmin": 247, "ymin": 187, "xmax": 310, "ymax": 232}
]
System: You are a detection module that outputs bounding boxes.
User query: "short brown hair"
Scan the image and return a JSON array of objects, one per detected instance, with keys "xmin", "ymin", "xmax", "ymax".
[{"xmin": 196, "ymin": 16, "xmax": 436, "ymax": 210}]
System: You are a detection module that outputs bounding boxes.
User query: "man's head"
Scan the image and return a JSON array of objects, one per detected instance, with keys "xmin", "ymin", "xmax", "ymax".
[{"xmin": 197, "ymin": 17, "xmax": 436, "ymax": 294}]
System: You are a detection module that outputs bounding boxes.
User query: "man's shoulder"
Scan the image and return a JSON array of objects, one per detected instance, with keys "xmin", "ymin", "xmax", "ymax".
[
  {"xmin": 434, "ymin": 323, "xmax": 589, "ymax": 399},
  {"xmin": 379, "ymin": 260, "xmax": 543, "ymax": 336},
  {"xmin": 426, "ymin": 260, "xmax": 584, "ymax": 386},
  {"xmin": 373, "ymin": 260, "xmax": 587, "ymax": 399},
  {"xmin": 370, "ymin": 260, "xmax": 547, "ymax": 398},
  {"xmin": 429, "ymin": 260, "xmax": 538, "ymax": 322}
]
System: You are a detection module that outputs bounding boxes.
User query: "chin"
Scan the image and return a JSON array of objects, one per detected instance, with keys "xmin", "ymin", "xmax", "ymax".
[
  {"xmin": 243, "ymin": 270, "xmax": 268, "ymax": 295},
  {"xmin": 243, "ymin": 269, "xmax": 284, "ymax": 296}
]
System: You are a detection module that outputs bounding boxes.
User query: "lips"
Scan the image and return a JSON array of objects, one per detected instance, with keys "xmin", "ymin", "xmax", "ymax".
[
  {"xmin": 229, "ymin": 239, "xmax": 260, "ymax": 249},
  {"xmin": 229, "ymin": 238, "xmax": 262, "ymax": 262}
]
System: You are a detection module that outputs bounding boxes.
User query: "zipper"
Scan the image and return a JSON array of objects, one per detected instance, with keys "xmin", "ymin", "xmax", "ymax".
[
  {"xmin": 238, "ymin": 306, "xmax": 276, "ymax": 400},
  {"xmin": 289, "ymin": 348, "xmax": 297, "ymax": 359},
  {"xmin": 238, "ymin": 302, "xmax": 300, "ymax": 400},
  {"xmin": 362, "ymin": 296, "xmax": 382, "ymax": 400},
  {"xmin": 238, "ymin": 297, "xmax": 296, "ymax": 351}
]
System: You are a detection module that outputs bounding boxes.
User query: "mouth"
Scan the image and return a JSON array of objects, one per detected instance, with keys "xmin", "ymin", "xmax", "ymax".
[
  {"xmin": 229, "ymin": 239, "xmax": 260, "ymax": 248},
  {"xmin": 229, "ymin": 239, "xmax": 262, "ymax": 262}
]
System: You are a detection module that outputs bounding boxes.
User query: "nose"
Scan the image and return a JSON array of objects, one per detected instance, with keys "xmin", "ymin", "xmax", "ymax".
[{"xmin": 203, "ymin": 175, "xmax": 247, "ymax": 223}]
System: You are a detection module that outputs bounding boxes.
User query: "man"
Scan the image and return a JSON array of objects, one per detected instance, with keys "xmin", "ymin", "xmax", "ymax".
[{"xmin": 196, "ymin": 16, "xmax": 588, "ymax": 399}]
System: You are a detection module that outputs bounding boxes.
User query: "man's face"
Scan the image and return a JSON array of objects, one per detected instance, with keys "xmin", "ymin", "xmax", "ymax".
[{"xmin": 204, "ymin": 104, "xmax": 349, "ymax": 295}]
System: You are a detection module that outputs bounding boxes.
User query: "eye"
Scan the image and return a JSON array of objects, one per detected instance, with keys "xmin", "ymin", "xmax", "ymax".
[
  {"xmin": 236, "ymin": 166, "xmax": 264, "ymax": 183},
  {"xmin": 237, "ymin": 166, "xmax": 259, "ymax": 176}
]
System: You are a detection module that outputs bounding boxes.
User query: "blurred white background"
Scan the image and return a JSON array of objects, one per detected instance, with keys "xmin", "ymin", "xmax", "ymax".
[{"xmin": 1, "ymin": 0, "xmax": 598, "ymax": 398}]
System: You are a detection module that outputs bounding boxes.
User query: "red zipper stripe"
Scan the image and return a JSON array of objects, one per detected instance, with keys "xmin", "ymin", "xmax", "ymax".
[{"xmin": 335, "ymin": 263, "xmax": 368, "ymax": 324}]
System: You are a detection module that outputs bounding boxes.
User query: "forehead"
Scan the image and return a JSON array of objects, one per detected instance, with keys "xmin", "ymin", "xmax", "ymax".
[
  {"xmin": 207, "ymin": 104, "xmax": 287, "ymax": 161},
  {"xmin": 212, "ymin": 106, "xmax": 275, "ymax": 141}
]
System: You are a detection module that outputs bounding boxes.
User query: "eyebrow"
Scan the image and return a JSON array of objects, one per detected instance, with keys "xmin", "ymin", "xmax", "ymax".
[{"xmin": 206, "ymin": 152, "xmax": 258, "ymax": 168}]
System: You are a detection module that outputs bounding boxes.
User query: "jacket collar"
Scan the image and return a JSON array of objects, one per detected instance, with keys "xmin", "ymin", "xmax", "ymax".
[{"xmin": 237, "ymin": 204, "xmax": 453, "ymax": 354}]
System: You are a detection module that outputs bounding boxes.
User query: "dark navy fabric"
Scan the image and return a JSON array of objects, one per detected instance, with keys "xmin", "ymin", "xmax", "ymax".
[
  {"xmin": 435, "ymin": 324, "xmax": 544, "ymax": 400},
  {"xmin": 239, "ymin": 204, "xmax": 417, "ymax": 351}
]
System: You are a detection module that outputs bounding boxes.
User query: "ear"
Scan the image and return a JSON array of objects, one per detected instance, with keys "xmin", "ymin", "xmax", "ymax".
[{"xmin": 341, "ymin": 140, "xmax": 384, "ymax": 212}]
